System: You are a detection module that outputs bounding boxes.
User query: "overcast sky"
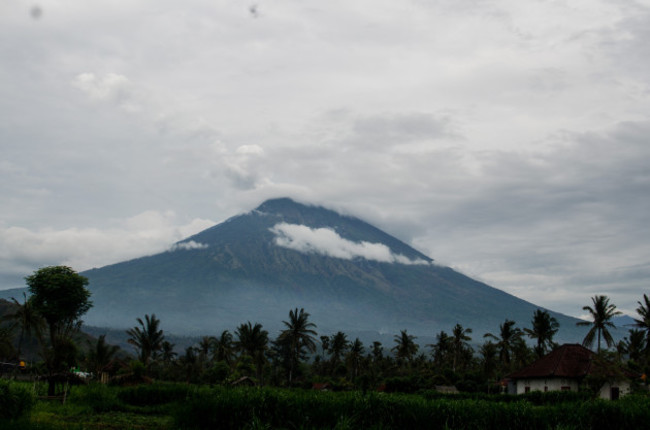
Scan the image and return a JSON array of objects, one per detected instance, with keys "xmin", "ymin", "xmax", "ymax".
[{"xmin": 1, "ymin": 0, "xmax": 649, "ymax": 319}]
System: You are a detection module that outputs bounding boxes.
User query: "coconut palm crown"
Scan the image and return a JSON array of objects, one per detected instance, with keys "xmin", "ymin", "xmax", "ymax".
[{"xmin": 576, "ymin": 295, "xmax": 621, "ymax": 352}]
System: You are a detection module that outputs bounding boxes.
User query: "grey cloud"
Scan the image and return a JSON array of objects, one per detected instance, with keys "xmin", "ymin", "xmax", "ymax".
[{"xmin": 352, "ymin": 112, "xmax": 459, "ymax": 142}]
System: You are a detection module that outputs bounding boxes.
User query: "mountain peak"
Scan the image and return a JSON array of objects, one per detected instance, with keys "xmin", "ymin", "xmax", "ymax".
[
  {"xmin": 256, "ymin": 197, "xmax": 305, "ymax": 213},
  {"xmin": 254, "ymin": 197, "xmax": 329, "ymax": 224}
]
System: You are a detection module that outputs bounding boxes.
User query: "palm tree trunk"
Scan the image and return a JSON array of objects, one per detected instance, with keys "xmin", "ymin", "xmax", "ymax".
[{"xmin": 597, "ymin": 327, "xmax": 601, "ymax": 352}]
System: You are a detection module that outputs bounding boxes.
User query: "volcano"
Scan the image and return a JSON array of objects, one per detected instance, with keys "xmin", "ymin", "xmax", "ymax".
[{"xmin": 71, "ymin": 198, "xmax": 584, "ymax": 341}]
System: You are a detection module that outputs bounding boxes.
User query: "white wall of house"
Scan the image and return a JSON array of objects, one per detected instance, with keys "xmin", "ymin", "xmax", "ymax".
[
  {"xmin": 514, "ymin": 378, "xmax": 632, "ymax": 399},
  {"xmin": 514, "ymin": 378, "xmax": 579, "ymax": 394},
  {"xmin": 598, "ymin": 380, "xmax": 631, "ymax": 400}
]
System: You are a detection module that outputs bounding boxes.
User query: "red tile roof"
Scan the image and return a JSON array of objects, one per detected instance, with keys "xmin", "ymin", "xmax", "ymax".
[{"xmin": 509, "ymin": 344, "xmax": 595, "ymax": 379}]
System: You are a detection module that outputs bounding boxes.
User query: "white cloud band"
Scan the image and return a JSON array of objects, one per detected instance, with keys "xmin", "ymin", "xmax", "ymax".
[{"xmin": 270, "ymin": 222, "xmax": 429, "ymax": 265}]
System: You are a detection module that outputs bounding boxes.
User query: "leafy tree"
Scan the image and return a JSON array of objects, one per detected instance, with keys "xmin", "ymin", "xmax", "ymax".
[
  {"xmin": 278, "ymin": 308, "xmax": 317, "ymax": 383},
  {"xmin": 26, "ymin": 266, "xmax": 92, "ymax": 395},
  {"xmin": 126, "ymin": 314, "xmax": 165, "ymax": 367},
  {"xmin": 234, "ymin": 321, "xmax": 268, "ymax": 382},
  {"xmin": 26, "ymin": 266, "xmax": 91, "ymax": 345},
  {"xmin": 524, "ymin": 309, "xmax": 559, "ymax": 358},
  {"xmin": 577, "ymin": 295, "xmax": 621, "ymax": 352},
  {"xmin": 392, "ymin": 329, "xmax": 418, "ymax": 364},
  {"xmin": 484, "ymin": 319, "xmax": 522, "ymax": 371}
]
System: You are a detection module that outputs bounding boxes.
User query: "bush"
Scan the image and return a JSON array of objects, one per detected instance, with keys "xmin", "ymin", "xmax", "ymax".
[{"xmin": 0, "ymin": 380, "xmax": 35, "ymax": 420}]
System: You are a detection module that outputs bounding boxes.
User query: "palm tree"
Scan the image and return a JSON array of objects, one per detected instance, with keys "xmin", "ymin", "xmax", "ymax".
[
  {"xmin": 278, "ymin": 308, "xmax": 318, "ymax": 383},
  {"xmin": 346, "ymin": 338, "xmax": 365, "ymax": 379},
  {"xmin": 126, "ymin": 314, "xmax": 165, "ymax": 366},
  {"xmin": 479, "ymin": 341, "xmax": 499, "ymax": 384},
  {"xmin": 213, "ymin": 330, "xmax": 235, "ymax": 366},
  {"xmin": 429, "ymin": 330, "xmax": 451, "ymax": 369},
  {"xmin": 525, "ymin": 309, "xmax": 559, "ymax": 358},
  {"xmin": 392, "ymin": 329, "xmax": 418, "ymax": 363},
  {"xmin": 161, "ymin": 341, "xmax": 177, "ymax": 365},
  {"xmin": 234, "ymin": 321, "xmax": 268, "ymax": 382},
  {"xmin": 1, "ymin": 293, "xmax": 45, "ymax": 358},
  {"xmin": 370, "ymin": 341, "xmax": 384, "ymax": 362},
  {"xmin": 620, "ymin": 329, "xmax": 646, "ymax": 364},
  {"xmin": 633, "ymin": 294, "xmax": 650, "ymax": 343},
  {"xmin": 484, "ymin": 319, "xmax": 522, "ymax": 371},
  {"xmin": 180, "ymin": 346, "xmax": 201, "ymax": 383},
  {"xmin": 328, "ymin": 331, "xmax": 349, "ymax": 368},
  {"xmin": 86, "ymin": 334, "xmax": 120, "ymax": 376},
  {"xmin": 197, "ymin": 336, "xmax": 216, "ymax": 369},
  {"xmin": 0, "ymin": 327, "xmax": 15, "ymax": 360},
  {"xmin": 450, "ymin": 324, "xmax": 473, "ymax": 372},
  {"xmin": 577, "ymin": 295, "xmax": 621, "ymax": 352},
  {"xmin": 320, "ymin": 335, "xmax": 330, "ymax": 356},
  {"xmin": 511, "ymin": 337, "xmax": 533, "ymax": 370}
]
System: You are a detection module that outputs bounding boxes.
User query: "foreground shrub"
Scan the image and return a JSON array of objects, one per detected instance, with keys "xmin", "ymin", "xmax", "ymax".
[{"xmin": 0, "ymin": 380, "xmax": 35, "ymax": 420}]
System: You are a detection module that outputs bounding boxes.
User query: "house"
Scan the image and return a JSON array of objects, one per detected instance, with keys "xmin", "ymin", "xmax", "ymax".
[{"xmin": 507, "ymin": 344, "xmax": 633, "ymax": 400}]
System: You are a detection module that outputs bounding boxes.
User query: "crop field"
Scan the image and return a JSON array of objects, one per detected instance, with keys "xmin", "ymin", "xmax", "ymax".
[{"xmin": 2, "ymin": 379, "xmax": 650, "ymax": 429}]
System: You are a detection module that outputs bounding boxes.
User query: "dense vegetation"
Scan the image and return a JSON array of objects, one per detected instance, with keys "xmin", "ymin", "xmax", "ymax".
[
  {"xmin": 1, "ymin": 266, "xmax": 650, "ymax": 428},
  {"xmin": 2, "ymin": 381, "xmax": 650, "ymax": 429}
]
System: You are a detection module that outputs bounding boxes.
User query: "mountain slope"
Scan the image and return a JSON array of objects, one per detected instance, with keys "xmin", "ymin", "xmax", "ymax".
[{"xmin": 77, "ymin": 198, "xmax": 586, "ymax": 341}]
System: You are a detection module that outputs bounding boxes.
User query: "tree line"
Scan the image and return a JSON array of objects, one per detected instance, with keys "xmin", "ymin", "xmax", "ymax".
[{"xmin": 1, "ymin": 266, "xmax": 649, "ymax": 393}]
